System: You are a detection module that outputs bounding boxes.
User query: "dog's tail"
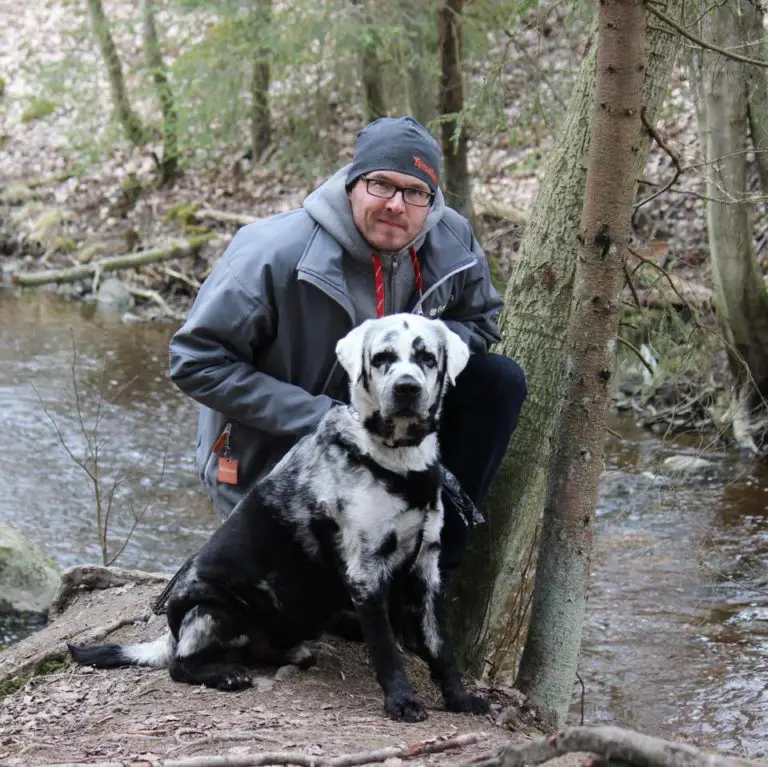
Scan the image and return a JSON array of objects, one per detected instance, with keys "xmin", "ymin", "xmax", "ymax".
[{"xmin": 68, "ymin": 631, "xmax": 174, "ymax": 669}]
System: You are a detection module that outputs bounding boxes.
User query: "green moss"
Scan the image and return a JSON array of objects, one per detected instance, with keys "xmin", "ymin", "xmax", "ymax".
[
  {"xmin": 0, "ymin": 677, "xmax": 23, "ymax": 699},
  {"xmin": 21, "ymin": 97, "xmax": 56, "ymax": 123},
  {"xmin": 163, "ymin": 203, "xmax": 209, "ymax": 235},
  {"xmin": 0, "ymin": 76, "xmax": 6, "ymax": 98},
  {"xmin": 35, "ymin": 654, "xmax": 69, "ymax": 675}
]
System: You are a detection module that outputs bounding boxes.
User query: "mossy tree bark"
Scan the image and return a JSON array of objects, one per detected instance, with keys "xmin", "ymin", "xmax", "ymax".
[
  {"xmin": 85, "ymin": 0, "xmax": 145, "ymax": 146},
  {"xmin": 448, "ymin": 1, "xmax": 684, "ymax": 690},
  {"xmin": 140, "ymin": 0, "xmax": 179, "ymax": 183},
  {"xmin": 695, "ymin": 1, "xmax": 768, "ymax": 451},
  {"xmin": 438, "ymin": 0, "xmax": 472, "ymax": 220},
  {"xmin": 513, "ymin": 0, "xmax": 646, "ymax": 726}
]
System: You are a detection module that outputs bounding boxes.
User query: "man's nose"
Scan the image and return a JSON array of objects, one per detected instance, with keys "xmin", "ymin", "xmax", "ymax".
[{"xmin": 385, "ymin": 191, "xmax": 407, "ymax": 213}]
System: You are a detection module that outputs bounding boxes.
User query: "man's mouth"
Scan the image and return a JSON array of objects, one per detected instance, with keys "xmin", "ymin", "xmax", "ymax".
[{"xmin": 378, "ymin": 219, "xmax": 406, "ymax": 230}]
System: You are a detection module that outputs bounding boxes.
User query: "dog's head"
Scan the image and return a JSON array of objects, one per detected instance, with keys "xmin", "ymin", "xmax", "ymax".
[{"xmin": 335, "ymin": 314, "xmax": 470, "ymax": 447}]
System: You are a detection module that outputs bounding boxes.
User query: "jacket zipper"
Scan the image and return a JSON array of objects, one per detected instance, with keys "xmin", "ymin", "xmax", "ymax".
[{"xmin": 412, "ymin": 259, "xmax": 476, "ymax": 315}]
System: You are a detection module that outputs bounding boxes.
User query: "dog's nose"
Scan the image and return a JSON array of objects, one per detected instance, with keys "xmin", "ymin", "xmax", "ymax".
[{"xmin": 393, "ymin": 377, "xmax": 421, "ymax": 400}]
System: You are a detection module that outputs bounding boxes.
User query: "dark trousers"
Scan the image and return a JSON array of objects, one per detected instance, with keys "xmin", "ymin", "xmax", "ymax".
[{"xmin": 438, "ymin": 353, "xmax": 528, "ymax": 572}]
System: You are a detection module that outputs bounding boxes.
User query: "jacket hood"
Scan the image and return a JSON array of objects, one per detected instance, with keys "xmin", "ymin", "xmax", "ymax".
[{"xmin": 303, "ymin": 165, "xmax": 446, "ymax": 262}]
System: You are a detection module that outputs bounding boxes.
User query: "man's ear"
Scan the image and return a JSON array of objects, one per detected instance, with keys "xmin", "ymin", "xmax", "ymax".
[
  {"xmin": 335, "ymin": 320, "xmax": 373, "ymax": 382},
  {"xmin": 437, "ymin": 321, "xmax": 470, "ymax": 384}
]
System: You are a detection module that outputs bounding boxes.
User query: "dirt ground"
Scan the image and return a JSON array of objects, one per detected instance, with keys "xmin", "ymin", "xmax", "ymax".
[{"xmin": 0, "ymin": 568, "xmax": 574, "ymax": 767}]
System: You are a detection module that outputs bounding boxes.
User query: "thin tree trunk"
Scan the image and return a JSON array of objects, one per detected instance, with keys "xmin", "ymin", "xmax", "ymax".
[
  {"xmin": 351, "ymin": 0, "xmax": 386, "ymax": 122},
  {"xmin": 739, "ymin": 0, "xmax": 768, "ymax": 193},
  {"xmin": 438, "ymin": 0, "xmax": 472, "ymax": 219},
  {"xmin": 140, "ymin": 0, "xmax": 179, "ymax": 183},
  {"xmin": 698, "ymin": 1, "xmax": 768, "ymax": 450},
  {"xmin": 514, "ymin": 0, "xmax": 646, "ymax": 726},
  {"xmin": 448, "ymin": 1, "xmax": 684, "ymax": 681},
  {"xmin": 250, "ymin": 0, "xmax": 272, "ymax": 160},
  {"xmin": 85, "ymin": 0, "xmax": 145, "ymax": 146},
  {"xmin": 402, "ymin": 1, "xmax": 436, "ymax": 128}
]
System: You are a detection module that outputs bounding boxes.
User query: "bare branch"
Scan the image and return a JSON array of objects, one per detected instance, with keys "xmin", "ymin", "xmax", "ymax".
[
  {"xmin": 36, "ymin": 732, "xmax": 486, "ymax": 767},
  {"xmin": 634, "ymin": 108, "xmax": 683, "ymax": 211},
  {"xmin": 648, "ymin": 4, "xmax": 768, "ymax": 68}
]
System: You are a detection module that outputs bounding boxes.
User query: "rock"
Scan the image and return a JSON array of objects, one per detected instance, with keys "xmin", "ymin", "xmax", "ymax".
[
  {"xmin": 0, "ymin": 523, "xmax": 60, "ymax": 615},
  {"xmin": 662, "ymin": 455, "xmax": 716, "ymax": 474},
  {"xmin": 97, "ymin": 277, "xmax": 133, "ymax": 312}
]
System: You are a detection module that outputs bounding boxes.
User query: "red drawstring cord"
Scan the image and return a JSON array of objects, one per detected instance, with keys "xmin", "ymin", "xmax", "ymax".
[{"xmin": 371, "ymin": 246, "xmax": 422, "ymax": 319}]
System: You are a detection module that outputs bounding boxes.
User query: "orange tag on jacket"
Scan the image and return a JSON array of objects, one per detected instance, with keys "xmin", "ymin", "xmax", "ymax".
[{"xmin": 217, "ymin": 456, "xmax": 239, "ymax": 485}]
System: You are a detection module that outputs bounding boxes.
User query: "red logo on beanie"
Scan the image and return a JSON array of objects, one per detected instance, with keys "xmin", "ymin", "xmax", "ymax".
[{"xmin": 413, "ymin": 156, "xmax": 438, "ymax": 186}]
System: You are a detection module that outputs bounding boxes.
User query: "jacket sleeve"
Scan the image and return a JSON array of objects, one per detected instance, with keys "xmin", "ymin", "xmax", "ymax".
[
  {"xmin": 168, "ymin": 238, "xmax": 336, "ymax": 438},
  {"xmin": 441, "ymin": 228, "xmax": 503, "ymax": 354}
]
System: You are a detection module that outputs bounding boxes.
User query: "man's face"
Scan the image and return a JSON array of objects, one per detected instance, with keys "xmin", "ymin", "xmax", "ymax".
[{"xmin": 348, "ymin": 170, "xmax": 432, "ymax": 252}]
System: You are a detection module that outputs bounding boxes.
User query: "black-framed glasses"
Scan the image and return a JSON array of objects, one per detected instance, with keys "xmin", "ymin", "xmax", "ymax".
[{"xmin": 361, "ymin": 176, "xmax": 434, "ymax": 207}]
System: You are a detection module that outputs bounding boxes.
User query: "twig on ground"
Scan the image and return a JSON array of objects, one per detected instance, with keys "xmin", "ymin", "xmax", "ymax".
[
  {"xmin": 34, "ymin": 731, "xmax": 487, "ymax": 767},
  {"xmin": 127, "ymin": 285, "xmax": 187, "ymax": 320}
]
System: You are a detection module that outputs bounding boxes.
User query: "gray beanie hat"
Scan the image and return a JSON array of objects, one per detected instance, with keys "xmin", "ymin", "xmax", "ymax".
[{"xmin": 346, "ymin": 116, "xmax": 442, "ymax": 195}]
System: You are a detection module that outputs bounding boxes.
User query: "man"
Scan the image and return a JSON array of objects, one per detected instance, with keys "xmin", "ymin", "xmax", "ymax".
[{"xmin": 169, "ymin": 116, "xmax": 527, "ymax": 573}]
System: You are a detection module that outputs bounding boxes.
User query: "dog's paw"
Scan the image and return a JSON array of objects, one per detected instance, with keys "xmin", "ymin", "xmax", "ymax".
[
  {"xmin": 385, "ymin": 694, "xmax": 428, "ymax": 722},
  {"xmin": 214, "ymin": 668, "xmax": 253, "ymax": 691},
  {"xmin": 445, "ymin": 693, "xmax": 490, "ymax": 715}
]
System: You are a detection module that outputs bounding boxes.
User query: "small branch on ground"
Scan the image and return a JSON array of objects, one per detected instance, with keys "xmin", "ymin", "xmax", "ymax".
[
  {"xmin": 9, "ymin": 237, "xmax": 216, "ymax": 287},
  {"xmin": 197, "ymin": 207, "xmax": 258, "ymax": 227},
  {"xmin": 127, "ymin": 285, "xmax": 187, "ymax": 320},
  {"xmin": 466, "ymin": 725, "xmax": 762, "ymax": 767},
  {"xmin": 34, "ymin": 732, "xmax": 487, "ymax": 767}
]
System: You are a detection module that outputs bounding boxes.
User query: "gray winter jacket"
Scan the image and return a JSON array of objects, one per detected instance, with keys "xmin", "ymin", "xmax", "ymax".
[{"xmin": 169, "ymin": 166, "xmax": 503, "ymax": 514}]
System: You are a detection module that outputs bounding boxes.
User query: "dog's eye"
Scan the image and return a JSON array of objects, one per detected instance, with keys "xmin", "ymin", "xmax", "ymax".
[
  {"xmin": 414, "ymin": 351, "xmax": 437, "ymax": 369},
  {"xmin": 371, "ymin": 351, "xmax": 398, "ymax": 368}
]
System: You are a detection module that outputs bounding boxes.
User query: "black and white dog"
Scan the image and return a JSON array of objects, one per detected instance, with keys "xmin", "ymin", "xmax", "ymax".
[{"xmin": 69, "ymin": 314, "xmax": 489, "ymax": 722}]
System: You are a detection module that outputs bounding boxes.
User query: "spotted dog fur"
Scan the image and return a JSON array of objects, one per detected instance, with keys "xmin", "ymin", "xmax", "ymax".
[{"xmin": 69, "ymin": 314, "xmax": 489, "ymax": 722}]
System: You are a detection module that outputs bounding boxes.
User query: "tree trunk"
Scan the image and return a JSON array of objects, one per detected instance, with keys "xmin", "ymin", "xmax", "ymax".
[
  {"xmin": 739, "ymin": 0, "xmax": 768, "ymax": 193},
  {"xmin": 438, "ymin": 0, "xmax": 472, "ymax": 219},
  {"xmin": 250, "ymin": 0, "xmax": 273, "ymax": 160},
  {"xmin": 85, "ymin": 0, "xmax": 145, "ymax": 146},
  {"xmin": 514, "ymin": 0, "xmax": 646, "ymax": 727},
  {"xmin": 402, "ymin": 1, "xmax": 437, "ymax": 128},
  {"xmin": 140, "ymin": 0, "xmax": 179, "ymax": 183},
  {"xmin": 698, "ymin": 1, "xmax": 768, "ymax": 451},
  {"xmin": 448, "ymin": 1, "xmax": 684, "ymax": 682},
  {"xmin": 351, "ymin": 0, "xmax": 386, "ymax": 123}
]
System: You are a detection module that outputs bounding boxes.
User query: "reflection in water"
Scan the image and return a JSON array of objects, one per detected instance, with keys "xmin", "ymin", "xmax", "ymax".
[
  {"xmin": 1, "ymin": 294, "xmax": 767, "ymax": 757},
  {"xmin": 580, "ymin": 422, "xmax": 768, "ymax": 758}
]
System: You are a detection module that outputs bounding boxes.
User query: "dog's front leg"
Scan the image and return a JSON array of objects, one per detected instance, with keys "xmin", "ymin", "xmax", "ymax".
[
  {"xmin": 408, "ymin": 552, "xmax": 490, "ymax": 715},
  {"xmin": 351, "ymin": 588, "xmax": 428, "ymax": 722}
]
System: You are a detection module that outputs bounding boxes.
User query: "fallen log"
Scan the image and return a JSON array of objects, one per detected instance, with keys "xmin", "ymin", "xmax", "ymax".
[
  {"xmin": 470, "ymin": 725, "xmax": 760, "ymax": 767},
  {"xmin": 9, "ymin": 235, "xmax": 215, "ymax": 288}
]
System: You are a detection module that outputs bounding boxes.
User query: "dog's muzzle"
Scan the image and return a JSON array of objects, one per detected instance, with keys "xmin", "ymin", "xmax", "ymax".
[{"xmin": 390, "ymin": 375, "xmax": 425, "ymax": 415}]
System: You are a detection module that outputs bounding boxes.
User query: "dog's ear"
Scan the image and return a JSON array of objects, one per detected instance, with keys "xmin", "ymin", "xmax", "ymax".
[
  {"xmin": 335, "ymin": 321, "xmax": 372, "ymax": 381},
  {"xmin": 437, "ymin": 322, "xmax": 470, "ymax": 385}
]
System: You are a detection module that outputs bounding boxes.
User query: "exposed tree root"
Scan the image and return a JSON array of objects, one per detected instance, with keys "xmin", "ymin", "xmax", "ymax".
[{"xmin": 468, "ymin": 726, "xmax": 761, "ymax": 767}]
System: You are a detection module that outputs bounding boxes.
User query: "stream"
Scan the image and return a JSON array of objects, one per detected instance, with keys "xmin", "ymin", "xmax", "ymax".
[{"xmin": 1, "ymin": 292, "xmax": 765, "ymax": 758}]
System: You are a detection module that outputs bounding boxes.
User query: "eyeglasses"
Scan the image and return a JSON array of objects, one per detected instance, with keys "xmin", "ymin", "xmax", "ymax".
[{"xmin": 360, "ymin": 176, "xmax": 434, "ymax": 208}]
